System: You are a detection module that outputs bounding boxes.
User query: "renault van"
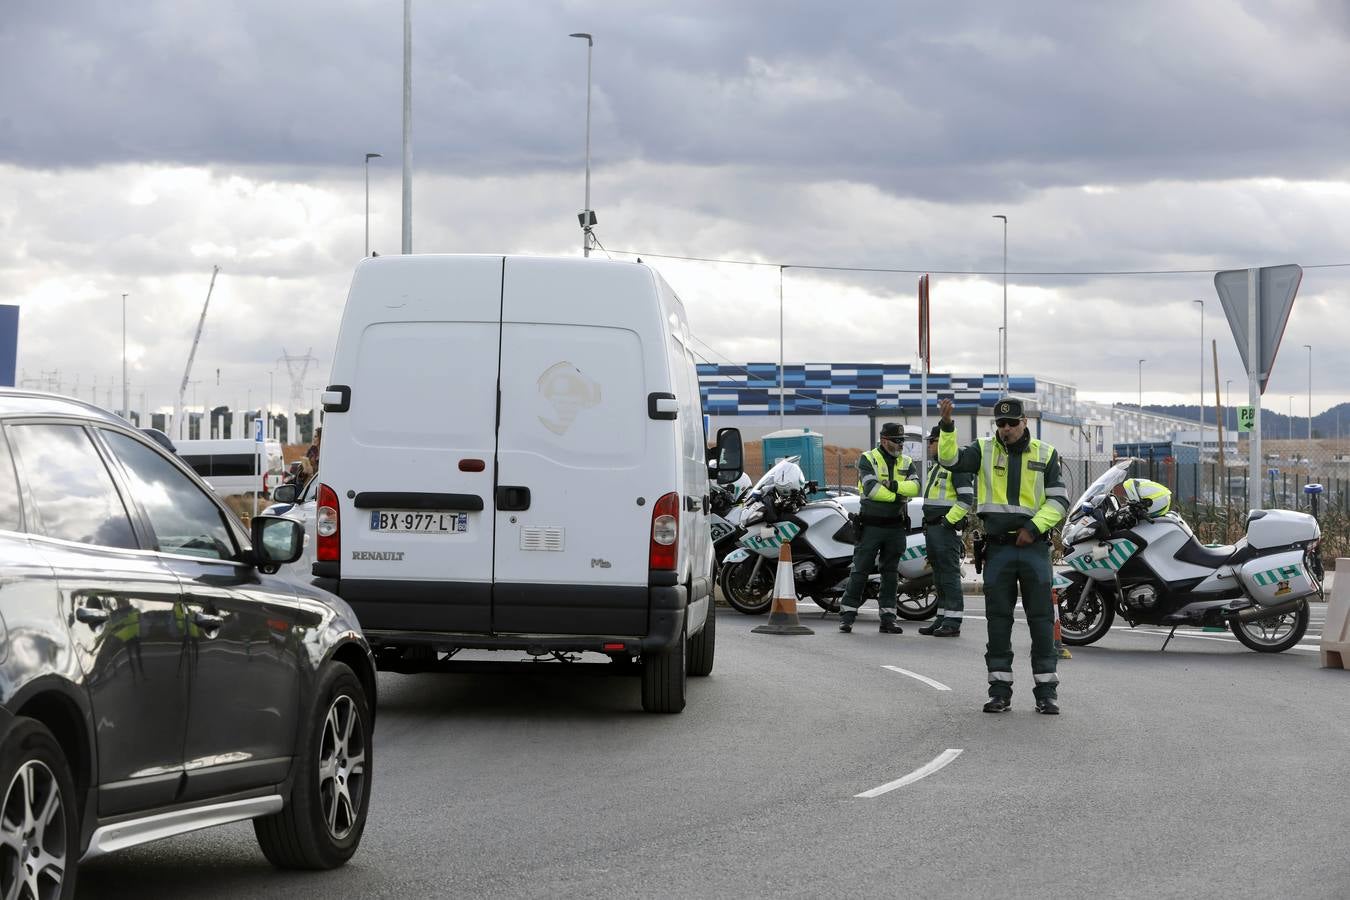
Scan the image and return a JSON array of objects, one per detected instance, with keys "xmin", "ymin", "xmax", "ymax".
[{"xmin": 313, "ymin": 255, "xmax": 742, "ymax": 713}]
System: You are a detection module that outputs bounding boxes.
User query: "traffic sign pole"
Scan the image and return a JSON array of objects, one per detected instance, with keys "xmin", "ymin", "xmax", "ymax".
[{"xmin": 1248, "ymin": 268, "xmax": 1262, "ymax": 510}]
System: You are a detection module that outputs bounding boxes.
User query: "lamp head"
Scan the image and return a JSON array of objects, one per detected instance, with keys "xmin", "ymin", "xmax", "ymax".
[
  {"xmin": 365, "ymin": 152, "xmax": 382, "ymax": 161},
  {"xmin": 569, "ymin": 32, "xmax": 593, "ymax": 45}
]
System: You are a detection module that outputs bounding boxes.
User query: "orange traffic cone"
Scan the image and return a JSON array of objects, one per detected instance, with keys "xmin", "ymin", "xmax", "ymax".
[
  {"xmin": 1052, "ymin": 587, "xmax": 1072, "ymax": 659},
  {"xmin": 752, "ymin": 543, "xmax": 814, "ymax": 635}
]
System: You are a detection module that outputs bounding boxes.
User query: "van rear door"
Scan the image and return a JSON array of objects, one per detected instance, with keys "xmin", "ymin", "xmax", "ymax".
[
  {"xmin": 332, "ymin": 255, "xmax": 503, "ymax": 633},
  {"xmin": 493, "ymin": 258, "xmax": 668, "ymax": 636}
]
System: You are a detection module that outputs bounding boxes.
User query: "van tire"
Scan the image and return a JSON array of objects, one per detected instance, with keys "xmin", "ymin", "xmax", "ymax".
[
  {"xmin": 641, "ymin": 628, "xmax": 687, "ymax": 713},
  {"xmin": 687, "ymin": 598, "xmax": 715, "ymax": 677}
]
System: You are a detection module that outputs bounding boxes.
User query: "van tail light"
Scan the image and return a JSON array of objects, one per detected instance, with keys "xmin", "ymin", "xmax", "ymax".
[
  {"xmin": 649, "ymin": 491, "xmax": 680, "ymax": 571},
  {"xmin": 316, "ymin": 483, "xmax": 340, "ymax": 562}
]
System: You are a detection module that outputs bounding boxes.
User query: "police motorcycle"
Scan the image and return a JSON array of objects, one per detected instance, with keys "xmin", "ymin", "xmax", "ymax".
[
  {"xmin": 708, "ymin": 473, "xmax": 753, "ymax": 585},
  {"xmin": 1057, "ymin": 459, "xmax": 1323, "ymax": 653},
  {"xmin": 718, "ymin": 457, "xmax": 939, "ymax": 618}
]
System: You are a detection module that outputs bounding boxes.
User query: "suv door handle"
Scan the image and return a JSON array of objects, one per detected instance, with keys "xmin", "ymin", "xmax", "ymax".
[
  {"xmin": 192, "ymin": 611, "xmax": 225, "ymax": 631},
  {"xmin": 75, "ymin": 607, "xmax": 110, "ymax": 626}
]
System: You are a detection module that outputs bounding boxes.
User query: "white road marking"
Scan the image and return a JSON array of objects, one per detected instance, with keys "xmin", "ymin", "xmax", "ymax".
[
  {"xmin": 856, "ymin": 749, "xmax": 964, "ymax": 799},
  {"xmin": 882, "ymin": 665, "xmax": 951, "ymax": 691}
]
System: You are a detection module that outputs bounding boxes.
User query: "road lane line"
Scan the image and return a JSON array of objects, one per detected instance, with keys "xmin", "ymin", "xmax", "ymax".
[
  {"xmin": 882, "ymin": 665, "xmax": 951, "ymax": 691},
  {"xmin": 856, "ymin": 749, "xmax": 964, "ymax": 799}
]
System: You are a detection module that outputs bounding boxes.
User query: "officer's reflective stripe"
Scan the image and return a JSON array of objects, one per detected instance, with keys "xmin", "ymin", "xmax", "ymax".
[
  {"xmin": 1046, "ymin": 487, "xmax": 1069, "ymax": 500},
  {"xmin": 841, "ymin": 603, "xmax": 861, "ymax": 613},
  {"xmin": 979, "ymin": 502, "xmax": 1037, "ymax": 515},
  {"xmin": 988, "ymin": 671, "xmax": 1014, "ymax": 682},
  {"xmin": 925, "ymin": 498, "xmax": 956, "ymax": 508},
  {"xmin": 943, "ymin": 610, "xmax": 964, "ymax": 619},
  {"xmin": 1033, "ymin": 673, "xmax": 1060, "ymax": 684}
]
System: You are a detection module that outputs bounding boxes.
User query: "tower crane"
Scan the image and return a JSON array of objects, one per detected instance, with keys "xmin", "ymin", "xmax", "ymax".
[{"xmin": 175, "ymin": 266, "xmax": 219, "ymax": 439}]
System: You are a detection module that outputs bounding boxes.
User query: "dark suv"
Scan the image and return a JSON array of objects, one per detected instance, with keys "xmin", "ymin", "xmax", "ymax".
[{"xmin": 0, "ymin": 390, "xmax": 376, "ymax": 897}]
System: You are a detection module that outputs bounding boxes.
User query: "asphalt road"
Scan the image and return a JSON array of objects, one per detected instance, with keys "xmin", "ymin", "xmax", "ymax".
[{"xmin": 77, "ymin": 601, "xmax": 1350, "ymax": 899}]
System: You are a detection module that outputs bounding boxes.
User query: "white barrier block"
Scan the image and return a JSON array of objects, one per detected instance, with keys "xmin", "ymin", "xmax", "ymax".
[{"xmin": 1321, "ymin": 559, "xmax": 1350, "ymax": 670}]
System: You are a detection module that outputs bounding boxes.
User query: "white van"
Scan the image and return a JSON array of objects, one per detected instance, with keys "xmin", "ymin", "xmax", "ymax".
[
  {"xmin": 175, "ymin": 437, "xmax": 285, "ymax": 497},
  {"xmin": 313, "ymin": 255, "xmax": 743, "ymax": 713}
]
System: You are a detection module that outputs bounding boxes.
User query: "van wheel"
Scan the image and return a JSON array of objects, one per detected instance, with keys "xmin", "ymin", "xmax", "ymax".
[
  {"xmin": 254, "ymin": 663, "xmax": 373, "ymax": 869},
  {"xmin": 0, "ymin": 719, "xmax": 77, "ymax": 900},
  {"xmin": 641, "ymin": 628, "xmax": 687, "ymax": 713},
  {"xmin": 687, "ymin": 599, "xmax": 716, "ymax": 677}
]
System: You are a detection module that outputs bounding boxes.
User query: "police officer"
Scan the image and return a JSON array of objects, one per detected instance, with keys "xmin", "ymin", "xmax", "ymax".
[
  {"xmin": 917, "ymin": 425, "xmax": 974, "ymax": 637},
  {"xmin": 838, "ymin": 422, "xmax": 919, "ymax": 634},
  {"xmin": 937, "ymin": 397, "xmax": 1070, "ymax": 714}
]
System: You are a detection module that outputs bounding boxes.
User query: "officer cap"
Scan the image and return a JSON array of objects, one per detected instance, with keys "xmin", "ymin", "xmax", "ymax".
[
  {"xmin": 879, "ymin": 422, "xmax": 904, "ymax": 439},
  {"xmin": 993, "ymin": 397, "xmax": 1024, "ymax": 419},
  {"xmin": 927, "ymin": 425, "xmax": 941, "ymax": 442}
]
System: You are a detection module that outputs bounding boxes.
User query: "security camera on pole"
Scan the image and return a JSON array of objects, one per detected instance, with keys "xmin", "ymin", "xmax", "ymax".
[{"xmin": 1214, "ymin": 264, "xmax": 1303, "ymax": 511}]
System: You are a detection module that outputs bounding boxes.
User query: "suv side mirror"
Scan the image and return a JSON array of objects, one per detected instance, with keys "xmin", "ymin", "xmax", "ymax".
[
  {"xmin": 709, "ymin": 427, "xmax": 743, "ymax": 484},
  {"xmin": 249, "ymin": 515, "xmax": 305, "ymax": 572}
]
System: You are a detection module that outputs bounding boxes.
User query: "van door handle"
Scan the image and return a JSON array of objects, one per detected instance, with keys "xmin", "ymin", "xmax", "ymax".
[
  {"xmin": 685, "ymin": 495, "xmax": 700, "ymax": 513},
  {"xmin": 496, "ymin": 486, "xmax": 531, "ymax": 511}
]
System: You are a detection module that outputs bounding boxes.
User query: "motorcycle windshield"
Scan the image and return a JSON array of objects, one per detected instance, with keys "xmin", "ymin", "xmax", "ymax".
[
  {"xmin": 1068, "ymin": 459, "xmax": 1134, "ymax": 522},
  {"xmin": 752, "ymin": 456, "xmax": 804, "ymax": 494}
]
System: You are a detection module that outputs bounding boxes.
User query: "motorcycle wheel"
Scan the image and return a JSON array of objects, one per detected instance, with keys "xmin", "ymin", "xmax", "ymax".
[
  {"xmin": 896, "ymin": 580, "xmax": 939, "ymax": 621},
  {"xmin": 1229, "ymin": 601, "xmax": 1309, "ymax": 653},
  {"xmin": 1058, "ymin": 579, "xmax": 1115, "ymax": 646},
  {"xmin": 718, "ymin": 557, "xmax": 775, "ymax": 616}
]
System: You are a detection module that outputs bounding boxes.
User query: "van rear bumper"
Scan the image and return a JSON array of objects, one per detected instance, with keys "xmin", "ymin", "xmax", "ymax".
[{"xmin": 325, "ymin": 579, "xmax": 686, "ymax": 654}]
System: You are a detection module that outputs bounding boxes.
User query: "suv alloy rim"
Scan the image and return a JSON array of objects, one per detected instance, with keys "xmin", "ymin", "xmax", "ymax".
[
  {"xmin": 319, "ymin": 695, "xmax": 367, "ymax": 841},
  {"xmin": 0, "ymin": 760, "xmax": 67, "ymax": 900}
]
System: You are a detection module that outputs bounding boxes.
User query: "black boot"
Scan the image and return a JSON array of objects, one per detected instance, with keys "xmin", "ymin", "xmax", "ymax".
[
  {"xmin": 982, "ymin": 696, "xmax": 1011, "ymax": 713},
  {"xmin": 932, "ymin": 623, "xmax": 961, "ymax": 637},
  {"xmin": 878, "ymin": 620, "xmax": 904, "ymax": 634},
  {"xmin": 918, "ymin": 620, "xmax": 942, "ymax": 635},
  {"xmin": 1035, "ymin": 698, "xmax": 1060, "ymax": 715},
  {"xmin": 839, "ymin": 619, "xmax": 853, "ymax": 634}
]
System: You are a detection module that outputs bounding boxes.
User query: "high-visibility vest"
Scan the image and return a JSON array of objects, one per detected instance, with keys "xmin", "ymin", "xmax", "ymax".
[
  {"xmin": 1123, "ymin": 478, "xmax": 1172, "ymax": 516},
  {"xmin": 973, "ymin": 437, "xmax": 1063, "ymax": 518},
  {"xmin": 923, "ymin": 465, "xmax": 962, "ymax": 507},
  {"xmin": 858, "ymin": 447, "xmax": 913, "ymax": 501}
]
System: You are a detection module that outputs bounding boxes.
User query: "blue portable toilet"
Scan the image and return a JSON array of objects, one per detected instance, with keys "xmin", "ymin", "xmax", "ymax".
[{"xmin": 761, "ymin": 428, "xmax": 826, "ymax": 496}]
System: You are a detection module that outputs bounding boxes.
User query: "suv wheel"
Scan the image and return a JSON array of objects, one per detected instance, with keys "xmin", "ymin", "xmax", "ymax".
[
  {"xmin": 254, "ymin": 663, "xmax": 373, "ymax": 869},
  {"xmin": 0, "ymin": 719, "xmax": 77, "ymax": 900}
]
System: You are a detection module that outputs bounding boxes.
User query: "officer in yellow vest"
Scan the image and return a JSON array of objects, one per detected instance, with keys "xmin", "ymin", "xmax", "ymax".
[
  {"xmin": 917, "ymin": 425, "xmax": 974, "ymax": 637},
  {"xmin": 838, "ymin": 422, "xmax": 920, "ymax": 634},
  {"xmin": 938, "ymin": 397, "xmax": 1070, "ymax": 714}
]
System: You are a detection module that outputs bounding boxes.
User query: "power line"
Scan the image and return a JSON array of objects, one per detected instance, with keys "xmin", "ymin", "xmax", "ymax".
[{"xmin": 610, "ymin": 248, "xmax": 1350, "ymax": 278}]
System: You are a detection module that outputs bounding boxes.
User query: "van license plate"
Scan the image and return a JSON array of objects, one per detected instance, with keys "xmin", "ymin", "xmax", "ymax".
[{"xmin": 369, "ymin": 511, "xmax": 468, "ymax": 534}]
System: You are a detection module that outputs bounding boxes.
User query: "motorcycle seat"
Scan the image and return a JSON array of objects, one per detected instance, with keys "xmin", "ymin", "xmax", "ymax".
[{"xmin": 1174, "ymin": 538, "xmax": 1238, "ymax": 567}]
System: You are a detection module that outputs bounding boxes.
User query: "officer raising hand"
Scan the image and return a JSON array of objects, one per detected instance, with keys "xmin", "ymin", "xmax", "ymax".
[{"xmin": 937, "ymin": 397, "xmax": 1069, "ymax": 714}]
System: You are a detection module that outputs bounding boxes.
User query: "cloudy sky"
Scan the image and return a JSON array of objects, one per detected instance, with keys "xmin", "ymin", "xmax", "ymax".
[{"xmin": 3, "ymin": 0, "xmax": 1349, "ymax": 421}]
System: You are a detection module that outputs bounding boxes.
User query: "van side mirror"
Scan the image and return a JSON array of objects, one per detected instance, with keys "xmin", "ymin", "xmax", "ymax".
[
  {"xmin": 271, "ymin": 483, "xmax": 298, "ymax": 504},
  {"xmin": 709, "ymin": 427, "xmax": 743, "ymax": 484}
]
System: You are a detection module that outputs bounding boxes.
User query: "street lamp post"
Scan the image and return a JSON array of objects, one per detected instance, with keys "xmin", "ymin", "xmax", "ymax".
[
  {"xmin": 778, "ymin": 265, "xmax": 785, "ymax": 430},
  {"xmin": 1304, "ymin": 344, "xmax": 1313, "ymax": 456},
  {"xmin": 569, "ymin": 32, "xmax": 595, "ymax": 257},
  {"xmin": 364, "ymin": 153, "xmax": 382, "ymax": 257},
  {"xmin": 121, "ymin": 292, "xmax": 129, "ymax": 421},
  {"xmin": 1194, "ymin": 300, "xmax": 1204, "ymax": 454},
  {"xmin": 1138, "ymin": 359, "xmax": 1146, "ymax": 439},
  {"xmin": 992, "ymin": 214, "xmax": 1007, "ymax": 392}
]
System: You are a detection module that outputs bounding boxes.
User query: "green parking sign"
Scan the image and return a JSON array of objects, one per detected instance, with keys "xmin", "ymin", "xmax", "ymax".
[{"xmin": 1237, "ymin": 405, "xmax": 1256, "ymax": 432}]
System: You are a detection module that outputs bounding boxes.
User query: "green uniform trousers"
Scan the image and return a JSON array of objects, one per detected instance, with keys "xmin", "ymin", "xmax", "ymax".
[
  {"xmin": 923, "ymin": 523, "xmax": 964, "ymax": 626},
  {"xmin": 983, "ymin": 541, "xmax": 1059, "ymax": 701},
  {"xmin": 839, "ymin": 524, "xmax": 904, "ymax": 624}
]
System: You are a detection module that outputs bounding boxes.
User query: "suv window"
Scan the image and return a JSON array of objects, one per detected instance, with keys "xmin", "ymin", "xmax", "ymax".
[
  {"xmin": 8, "ymin": 423, "xmax": 137, "ymax": 548},
  {"xmin": 0, "ymin": 430, "xmax": 21, "ymax": 531},
  {"xmin": 102, "ymin": 430, "xmax": 238, "ymax": 561}
]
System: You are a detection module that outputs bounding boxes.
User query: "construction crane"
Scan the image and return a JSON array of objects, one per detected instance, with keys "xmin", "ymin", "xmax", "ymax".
[{"xmin": 175, "ymin": 266, "xmax": 220, "ymax": 439}]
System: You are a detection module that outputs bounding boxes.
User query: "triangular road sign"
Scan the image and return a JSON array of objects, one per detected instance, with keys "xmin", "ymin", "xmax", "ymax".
[{"xmin": 1214, "ymin": 264, "xmax": 1301, "ymax": 395}]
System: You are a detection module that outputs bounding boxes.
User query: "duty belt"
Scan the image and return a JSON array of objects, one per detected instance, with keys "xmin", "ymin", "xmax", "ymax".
[{"xmin": 984, "ymin": 531, "xmax": 1046, "ymax": 546}]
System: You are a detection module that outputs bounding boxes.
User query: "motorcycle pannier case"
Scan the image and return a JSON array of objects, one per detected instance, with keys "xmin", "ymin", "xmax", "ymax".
[{"xmin": 1238, "ymin": 550, "xmax": 1313, "ymax": 606}]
